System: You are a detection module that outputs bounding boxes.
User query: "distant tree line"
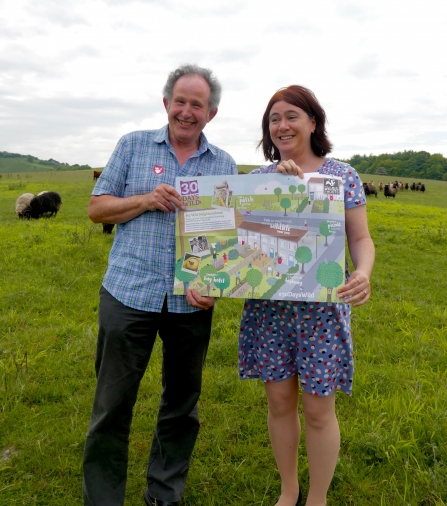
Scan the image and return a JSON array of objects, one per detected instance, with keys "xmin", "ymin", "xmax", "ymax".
[
  {"xmin": 341, "ymin": 150, "xmax": 447, "ymax": 181},
  {"xmin": 0, "ymin": 151, "xmax": 91, "ymax": 171}
]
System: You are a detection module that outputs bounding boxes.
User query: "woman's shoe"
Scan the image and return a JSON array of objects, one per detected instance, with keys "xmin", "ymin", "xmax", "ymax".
[{"xmin": 296, "ymin": 489, "xmax": 303, "ymax": 506}]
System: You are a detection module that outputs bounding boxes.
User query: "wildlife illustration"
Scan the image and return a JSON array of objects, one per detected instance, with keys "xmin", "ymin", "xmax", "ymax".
[{"xmin": 174, "ymin": 173, "xmax": 347, "ymax": 302}]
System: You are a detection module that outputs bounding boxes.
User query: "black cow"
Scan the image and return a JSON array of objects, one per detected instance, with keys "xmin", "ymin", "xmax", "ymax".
[
  {"xmin": 102, "ymin": 223, "xmax": 115, "ymax": 234},
  {"xmin": 384, "ymin": 184, "xmax": 396, "ymax": 199},
  {"xmin": 22, "ymin": 192, "xmax": 62, "ymax": 219},
  {"xmin": 363, "ymin": 182, "xmax": 377, "ymax": 197}
]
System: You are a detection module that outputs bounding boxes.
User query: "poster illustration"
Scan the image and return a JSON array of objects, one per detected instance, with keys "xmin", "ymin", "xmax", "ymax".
[{"xmin": 174, "ymin": 173, "xmax": 345, "ymax": 302}]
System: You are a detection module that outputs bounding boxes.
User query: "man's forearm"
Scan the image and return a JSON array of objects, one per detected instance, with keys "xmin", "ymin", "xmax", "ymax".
[{"xmin": 88, "ymin": 194, "xmax": 149, "ymax": 224}]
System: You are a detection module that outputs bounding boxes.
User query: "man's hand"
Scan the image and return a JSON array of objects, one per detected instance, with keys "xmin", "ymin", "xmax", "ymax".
[
  {"xmin": 275, "ymin": 160, "xmax": 305, "ymax": 177},
  {"xmin": 186, "ymin": 289, "xmax": 215, "ymax": 310},
  {"xmin": 89, "ymin": 184, "xmax": 186, "ymax": 224},
  {"xmin": 146, "ymin": 184, "xmax": 185, "ymax": 212}
]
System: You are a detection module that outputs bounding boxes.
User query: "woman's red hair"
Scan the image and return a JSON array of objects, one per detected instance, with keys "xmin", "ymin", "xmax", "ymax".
[{"xmin": 259, "ymin": 85, "xmax": 333, "ymax": 162}]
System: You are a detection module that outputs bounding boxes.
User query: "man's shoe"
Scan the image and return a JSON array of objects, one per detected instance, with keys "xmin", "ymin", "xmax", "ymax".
[{"xmin": 143, "ymin": 488, "xmax": 179, "ymax": 506}]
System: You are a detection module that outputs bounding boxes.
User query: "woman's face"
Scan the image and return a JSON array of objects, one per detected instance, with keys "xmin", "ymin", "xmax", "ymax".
[{"xmin": 268, "ymin": 100, "xmax": 316, "ymax": 158}]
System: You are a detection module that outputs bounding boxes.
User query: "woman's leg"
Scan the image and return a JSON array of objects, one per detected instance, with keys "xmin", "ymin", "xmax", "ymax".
[
  {"xmin": 301, "ymin": 391, "xmax": 339, "ymax": 506},
  {"xmin": 264, "ymin": 375, "xmax": 301, "ymax": 506}
]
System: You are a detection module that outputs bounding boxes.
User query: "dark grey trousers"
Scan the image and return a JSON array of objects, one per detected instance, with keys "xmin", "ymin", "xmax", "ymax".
[{"xmin": 82, "ymin": 287, "xmax": 213, "ymax": 505}]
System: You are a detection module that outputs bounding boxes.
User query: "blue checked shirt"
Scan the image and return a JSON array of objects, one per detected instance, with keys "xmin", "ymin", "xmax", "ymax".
[{"xmin": 92, "ymin": 125, "xmax": 237, "ymax": 313}]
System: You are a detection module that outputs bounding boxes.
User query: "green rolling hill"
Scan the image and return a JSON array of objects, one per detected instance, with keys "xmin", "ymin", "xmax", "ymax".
[{"xmin": 0, "ymin": 151, "xmax": 92, "ymax": 174}]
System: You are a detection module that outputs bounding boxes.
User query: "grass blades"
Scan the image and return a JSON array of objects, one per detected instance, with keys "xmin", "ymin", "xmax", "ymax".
[{"xmin": 1, "ymin": 171, "xmax": 447, "ymax": 504}]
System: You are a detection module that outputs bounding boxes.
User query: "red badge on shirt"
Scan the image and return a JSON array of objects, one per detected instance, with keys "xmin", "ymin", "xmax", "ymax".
[{"xmin": 153, "ymin": 165, "xmax": 164, "ymax": 175}]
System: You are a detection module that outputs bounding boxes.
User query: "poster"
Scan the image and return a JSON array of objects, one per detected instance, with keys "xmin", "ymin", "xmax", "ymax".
[{"xmin": 174, "ymin": 173, "xmax": 345, "ymax": 302}]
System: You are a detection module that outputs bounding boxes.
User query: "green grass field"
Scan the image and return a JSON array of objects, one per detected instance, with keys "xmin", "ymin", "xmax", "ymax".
[{"xmin": 1, "ymin": 170, "xmax": 447, "ymax": 505}]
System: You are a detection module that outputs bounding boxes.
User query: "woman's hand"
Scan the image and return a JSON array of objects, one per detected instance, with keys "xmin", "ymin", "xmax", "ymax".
[
  {"xmin": 186, "ymin": 289, "xmax": 215, "ymax": 310},
  {"xmin": 275, "ymin": 160, "xmax": 305, "ymax": 177},
  {"xmin": 337, "ymin": 270, "xmax": 371, "ymax": 306},
  {"xmin": 339, "ymin": 205, "xmax": 375, "ymax": 307}
]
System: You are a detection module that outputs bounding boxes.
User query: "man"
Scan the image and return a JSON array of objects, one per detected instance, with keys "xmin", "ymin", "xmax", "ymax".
[{"xmin": 83, "ymin": 64, "xmax": 237, "ymax": 506}]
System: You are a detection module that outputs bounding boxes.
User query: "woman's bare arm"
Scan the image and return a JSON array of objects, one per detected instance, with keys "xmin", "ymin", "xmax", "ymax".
[{"xmin": 338, "ymin": 205, "xmax": 375, "ymax": 306}]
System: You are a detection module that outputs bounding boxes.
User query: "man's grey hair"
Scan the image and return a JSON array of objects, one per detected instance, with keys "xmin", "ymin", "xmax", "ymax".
[{"xmin": 163, "ymin": 64, "xmax": 222, "ymax": 111}]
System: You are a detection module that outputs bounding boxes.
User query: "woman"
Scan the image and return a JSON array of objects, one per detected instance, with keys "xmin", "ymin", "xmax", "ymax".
[{"xmin": 238, "ymin": 86, "xmax": 375, "ymax": 506}]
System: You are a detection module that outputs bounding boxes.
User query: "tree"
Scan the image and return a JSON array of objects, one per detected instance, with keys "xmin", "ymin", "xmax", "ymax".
[
  {"xmin": 274, "ymin": 187, "xmax": 282, "ymax": 201},
  {"xmin": 319, "ymin": 221, "xmax": 332, "ymax": 246},
  {"xmin": 344, "ymin": 150, "xmax": 447, "ymax": 181},
  {"xmin": 246, "ymin": 268, "xmax": 263, "ymax": 298},
  {"xmin": 175, "ymin": 258, "xmax": 197, "ymax": 294},
  {"xmin": 289, "ymin": 185, "xmax": 297, "ymax": 200},
  {"xmin": 295, "ymin": 246, "xmax": 312, "ymax": 274},
  {"xmin": 316, "ymin": 261, "xmax": 344, "ymax": 302},
  {"xmin": 323, "ymin": 197, "xmax": 330, "ymax": 213},
  {"xmin": 280, "ymin": 197, "xmax": 291, "ymax": 216},
  {"xmin": 228, "ymin": 248, "xmax": 239, "ymax": 261},
  {"xmin": 200, "ymin": 265, "xmax": 218, "ymax": 296},
  {"xmin": 214, "ymin": 272, "xmax": 231, "ymax": 297},
  {"xmin": 297, "ymin": 184, "xmax": 306, "ymax": 205},
  {"xmin": 297, "ymin": 198, "xmax": 308, "ymax": 213}
]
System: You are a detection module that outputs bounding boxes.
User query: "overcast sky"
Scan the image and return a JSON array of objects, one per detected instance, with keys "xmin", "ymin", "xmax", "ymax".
[{"xmin": 1, "ymin": 0, "xmax": 446, "ymax": 168}]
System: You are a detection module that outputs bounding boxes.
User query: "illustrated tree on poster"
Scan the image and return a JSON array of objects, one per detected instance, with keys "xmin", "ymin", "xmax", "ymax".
[
  {"xmin": 280, "ymin": 197, "xmax": 291, "ymax": 216},
  {"xmin": 289, "ymin": 185, "xmax": 297, "ymax": 200},
  {"xmin": 274, "ymin": 187, "xmax": 282, "ymax": 202},
  {"xmin": 214, "ymin": 272, "xmax": 231, "ymax": 297},
  {"xmin": 228, "ymin": 249, "xmax": 239, "ymax": 261},
  {"xmin": 316, "ymin": 260, "xmax": 344, "ymax": 303},
  {"xmin": 175, "ymin": 258, "xmax": 197, "ymax": 294},
  {"xmin": 297, "ymin": 184, "xmax": 306, "ymax": 205},
  {"xmin": 319, "ymin": 221, "xmax": 333, "ymax": 246},
  {"xmin": 246, "ymin": 268, "xmax": 263, "ymax": 298},
  {"xmin": 200, "ymin": 265, "xmax": 218, "ymax": 296},
  {"xmin": 295, "ymin": 246, "xmax": 312, "ymax": 274}
]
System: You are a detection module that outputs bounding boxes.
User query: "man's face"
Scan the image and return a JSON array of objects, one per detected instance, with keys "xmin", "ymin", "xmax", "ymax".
[{"xmin": 163, "ymin": 75, "xmax": 217, "ymax": 148}]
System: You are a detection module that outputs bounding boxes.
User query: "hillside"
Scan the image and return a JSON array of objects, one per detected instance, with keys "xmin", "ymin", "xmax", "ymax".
[{"xmin": 0, "ymin": 151, "xmax": 91, "ymax": 174}]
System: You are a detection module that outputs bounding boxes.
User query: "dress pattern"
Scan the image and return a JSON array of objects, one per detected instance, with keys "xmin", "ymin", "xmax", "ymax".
[{"xmin": 238, "ymin": 159, "xmax": 366, "ymax": 396}]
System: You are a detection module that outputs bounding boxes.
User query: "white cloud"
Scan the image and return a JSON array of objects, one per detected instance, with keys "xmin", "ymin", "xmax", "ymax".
[
  {"xmin": 0, "ymin": 0, "xmax": 446, "ymax": 167},
  {"xmin": 347, "ymin": 55, "xmax": 380, "ymax": 79},
  {"xmin": 27, "ymin": 0, "xmax": 89, "ymax": 27}
]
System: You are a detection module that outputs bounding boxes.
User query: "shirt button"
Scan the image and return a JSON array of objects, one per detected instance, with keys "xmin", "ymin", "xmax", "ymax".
[{"xmin": 168, "ymin": 249, "xmax": 171, "ymax": 252}]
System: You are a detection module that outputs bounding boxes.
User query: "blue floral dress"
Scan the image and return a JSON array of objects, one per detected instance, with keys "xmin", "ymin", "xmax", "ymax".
[{"xmin": 238, "ymin": 159, "xmax": 366, "ymax": 396}]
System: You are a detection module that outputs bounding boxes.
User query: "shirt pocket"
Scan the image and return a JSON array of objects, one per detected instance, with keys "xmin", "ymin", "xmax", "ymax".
[{"xmin": 124, "ymin": 172, "xmax": 164, "ymax": 197}]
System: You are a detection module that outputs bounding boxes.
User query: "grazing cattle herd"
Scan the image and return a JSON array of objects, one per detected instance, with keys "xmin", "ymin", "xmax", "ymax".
[{"xmin": 363, "ymin": 180, "xmax": 426, "ymax": 199}]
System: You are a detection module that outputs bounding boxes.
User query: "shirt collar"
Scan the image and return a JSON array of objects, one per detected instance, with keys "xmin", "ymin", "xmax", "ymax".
[{"xmin": 154, "ymin": 125, "xmax": 217, "ymax": 157}]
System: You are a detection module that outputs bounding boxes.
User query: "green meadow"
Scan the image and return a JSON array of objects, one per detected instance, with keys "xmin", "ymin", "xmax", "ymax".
[{"xmin": 1, "ymin": 170, "xmax": 447, "ymax": 505}]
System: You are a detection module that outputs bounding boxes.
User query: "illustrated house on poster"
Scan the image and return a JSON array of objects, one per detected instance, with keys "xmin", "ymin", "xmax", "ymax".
[{"xmin": 237, "ymin": 222, "xmax": 308, "ymax": 267}]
